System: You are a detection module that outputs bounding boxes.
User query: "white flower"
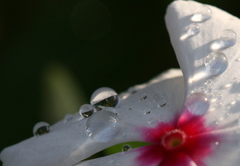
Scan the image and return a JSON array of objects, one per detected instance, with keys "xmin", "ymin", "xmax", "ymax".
[{"xmin": 1, "ymin": 1, "xmax": 240, "ymax": 166}]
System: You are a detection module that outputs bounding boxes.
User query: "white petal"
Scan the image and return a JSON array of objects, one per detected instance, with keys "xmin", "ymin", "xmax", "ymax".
[
  {"xmin": 166, "ymin": 1, "xmax": 240, "ymax": 165},
  {"xmin": 166, "ymin": 0, "xmax": 240, "ymax": 126},
  {"xmin": 0, "ymin": 69, "xmax": 184, "ymax": 166}
]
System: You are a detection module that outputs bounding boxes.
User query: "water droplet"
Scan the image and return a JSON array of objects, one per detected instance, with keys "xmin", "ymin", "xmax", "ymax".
[
  {"xmin": 204, "ymin": 52, "xmax": 228, "ymax": 76},
  {"xmin": 79, "ymin": 104, "xmax": 95, "ymax": 118},
  {"xmin": 122, "ymin": 144, "xmax": 132, "ymax": 152},
  {"xmin": 180, "ymin": 24, "xmax": 200, "ymax": 40},
  {"xmin": 147, "ymin": 118, "xmax": 157, "ymax": 125},
  {"xmin": 186, "ymin": 93, "xmax": 210, "ymax": 115},
  {"xmin": 215, "ymin": 142, "xmax": 219, "ymax": 146},
  {"xmin": 140, "ymin": 95, "xmax": 147, "ymax": 100},
  {"xmin": 211, "ymin": 29, "xmax": 237, "ymax": 51},
  {"xmin": 235, "ymin": 58, "xmax": 240, "ymax": 62},
  {"xmin": 153, "ymin": 94, "xmax": 167, "ymax": 107},
  {"xmin": 86, "ymin": 110, "xmax": 120, "ymax": 142},
  {"xmin": 144, "ymin": 110, "xmax": 151, "ymax": 114},
  {"xmin": 33, "ymin": 122, "xmax": 51, "ymax": 136},
  {"xmin": 90, "ymin": 87, "xmax": 119, "ymax": 110},
  {"xmin": 64, "ymin": 114, "xmax": 72, "ymax": 122},
  {"xmin": 191, "ymin": 5, "xmax": 212, "ymax": 22}
]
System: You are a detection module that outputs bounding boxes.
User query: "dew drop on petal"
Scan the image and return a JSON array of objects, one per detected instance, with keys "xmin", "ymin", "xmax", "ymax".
[
  {"xmin": 153, "ymin": 94, "xmax": 167, "ymax": 107},
  {"xmin": 122, "ymin": 144, "xmax": 132, "ymax": 152},
  {"xmin": 235, "ymin": 58, "xmax": 240, "ymax": 62},
  {"xmin": 191, "ymin": 5, "xmax": 212, "ymax": 22},
  {"xmin": 85, "ymin": 110, "xmax": 120, "ymax": 142},
  {"xmin": 33, "ymin": 122, "xmax": 51, "ymax": 136},
  {"xmin": 211, "ymin": 29, "xmax": 237, "ymax": 51},
  {"xmin": 204, "ymin": 52, "xmax": 228, "ymax": 76},
  {"xmin": 220, "ymin": 29, "xmax": 237, "ymax": 46},
  {"xmin": 144, "ymin": 110, "xmax": 151, "ymax": 115},
  {"xmin": 186, "ymin": 93, "xmax": 210, "ymax": 115},
  {"xmin": 90, "ymin": 87, "xmax": 119, "ymax": 110},
  {"xmin": 64, "ymin": 114, "xmax": 72, "ymax": 122},
  {"xmin": 79, "ymin": 104, "xmax": 95, "ymax": 118},
  {"xmin": 180, "ymin": 24, "xmax": 200, "ymax": 40}
]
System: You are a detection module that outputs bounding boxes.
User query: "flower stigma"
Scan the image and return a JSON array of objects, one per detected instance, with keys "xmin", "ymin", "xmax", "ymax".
[{"xmin": 161, "ymin": 129, "xmax": 186, "ymax": 150}]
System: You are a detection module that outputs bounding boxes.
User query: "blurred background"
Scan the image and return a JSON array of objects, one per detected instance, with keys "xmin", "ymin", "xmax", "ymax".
[{"xmin": 0, "ymin": 0, "xmax": 239, "ymax": 160}]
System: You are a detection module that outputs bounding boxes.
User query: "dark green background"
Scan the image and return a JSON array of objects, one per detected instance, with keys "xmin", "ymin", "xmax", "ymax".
[{"xmin": 0, "ymin": 0, "xmax": 239, "ymax": 157}]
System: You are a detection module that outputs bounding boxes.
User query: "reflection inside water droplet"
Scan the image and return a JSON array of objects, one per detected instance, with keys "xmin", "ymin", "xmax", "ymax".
[
  {"xmin": 79, "ymin": 104, "xmax": 95, "ymax": 118},
  {"xmin": 180, "ymin": 24, "xmax": 200, "ymax": 40},
  {"xmin": 122, "ymin": 144, "xmax": 132, "ymax": 152},
  {"xmin": 191, "ymin": 5, "xmax": 212, "ymax": 22},
  {"xmin": 90, "ymin": 87, "xmax": 119, "ymax": 110},
  {"xmin": 186, "ymin": 93, "xmax": 210, "ymax": 115},
  {"xmin": 204, "ymin": 52, "xmax": 228, "ymax": 76},
  {"xmin": 33, "ymin": 122, "xmax": 51, "ymax": 136},
  {"xmin": 85, "ymin": 110, "xmax": 120, "ymax": 142},
  {"xmin": 211, "ymin": 29, "xmax": 237, "ymax": 51}
]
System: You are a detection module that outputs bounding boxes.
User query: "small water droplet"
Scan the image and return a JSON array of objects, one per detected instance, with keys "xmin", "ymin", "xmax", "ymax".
[
  {"xmin": 79, "ymin": 104, "xmax": 95, "ymax": 118},
  {"xmin": 180, "ymin": 24, "xmax": 200, "ymax": 40},
  {"xmin": 215, "ymin": 142, "xmax": 219, "ymax": 146},
  {"xmin": 204, "ymin": 52, "xmax": 228, "ymax": 76},
  {"xmin": 235, "ymin": 58, "xmax": 240, "ymax": 62},
  {"xmin": 191, "ymin": 5, "xmax": 212, "ymax": 22},
  {"xmin": 144, "ymin": 110, "xmax": 151, "ymax": 114},
  {"xmin": 90, "ymin": 87, "xmax": 119, "ymax": 110},
  {"xmin": 85, "ymin": 110, "xmax": 120, "ymax": 142},
  {"xmin": 186, "ymin": 93, "xmax": 210, "ymax": 115},
  {"xmin": 122, "ymin": 144, "xmax": 132, "ymax": 152},
  {"xmin": 211, "ymin": 29, "xmax": 237, "ymax": 51},
  {"xmin": 140, "ymin": 95, "xmax": 147, "ymax": 100},
  {"xmin": 33, "ymin": 122, "xmax": 51, "ymax": 136},
  {"xmin": 64, "ymin": 114, "xmax": 72, "ymax": 122},
  {"xmin": 147, "ymin": 118, "xmax": 157, "ymax": 125},
  {"xmin": 153, "ymin": 94, "xmax": 167, "ymax": 107}
]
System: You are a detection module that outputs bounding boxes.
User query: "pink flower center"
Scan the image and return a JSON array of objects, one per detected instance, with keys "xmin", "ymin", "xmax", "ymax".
[
  {"xmin": 136, "ymin": 110, "xmax": 221, "ymax": 166},
  {"xmin": 161, "ymin": 129, "xmax": 186, "ymax": 150}
]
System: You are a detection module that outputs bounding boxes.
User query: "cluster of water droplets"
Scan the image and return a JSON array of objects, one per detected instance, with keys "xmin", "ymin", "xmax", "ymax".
[
  {"xmin": 181, "ymin": 5, "xmax": 212, "ymax": 40},
  {"xmin": 80, "ymin": 87, "xmax": 121, "ymax": 142},
  {"xmin": 204, "ymin": 29, "xmax": 237, "ymax": 77},
  {"xmin": 184, "ymin": 5, "xmax": 237, "ymax": 116}
]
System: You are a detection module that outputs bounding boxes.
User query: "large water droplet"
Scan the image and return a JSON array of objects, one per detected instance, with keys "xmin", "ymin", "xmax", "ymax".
[
  {"xmin": 180, "ymin": 24, "xmax": 200, "ymax": 40},
  {"xmin": 204, "ymin": 52, "xmax": 228, "ymax": 76},
  {"xmin": 86, "ymin": 110, "xmax": 120, "ymax": 142},
  {"xmin": 211, "ymin": 29, "xmax": 237, "ymax": 51},
  {"xmin": 33, "ymin": 122, "xmax": 51, "ymax": 136},
  {"xmin": 186, "ymin": 93, "xmax": 210, "ymax": 115},
  {"xmin": 122, "ymin": 144, "xmax": 132, "ymax": 152},
  {"xmin": 79, "ymin": 104, "xmax": 95, "ymax": 118},
  {"xmin": 191, "ymin": 5, "xmax": 212, "ymax": 22},
  {"xmin": 90, "ymin": 87, "xmax": 119, "ymax": 110}
]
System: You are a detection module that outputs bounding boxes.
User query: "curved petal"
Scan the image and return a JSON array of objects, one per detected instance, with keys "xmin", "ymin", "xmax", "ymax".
[
  {"xmin": 166, "ymin": 1, "xmax": 240, "ymax": 126},
  {"xmin": 166, "ymin": 1, "xmax": 240, "ymax": 165},
  {"xmin": 0, "ymin": 69, "xmax": 184, "ymax": 166}
]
